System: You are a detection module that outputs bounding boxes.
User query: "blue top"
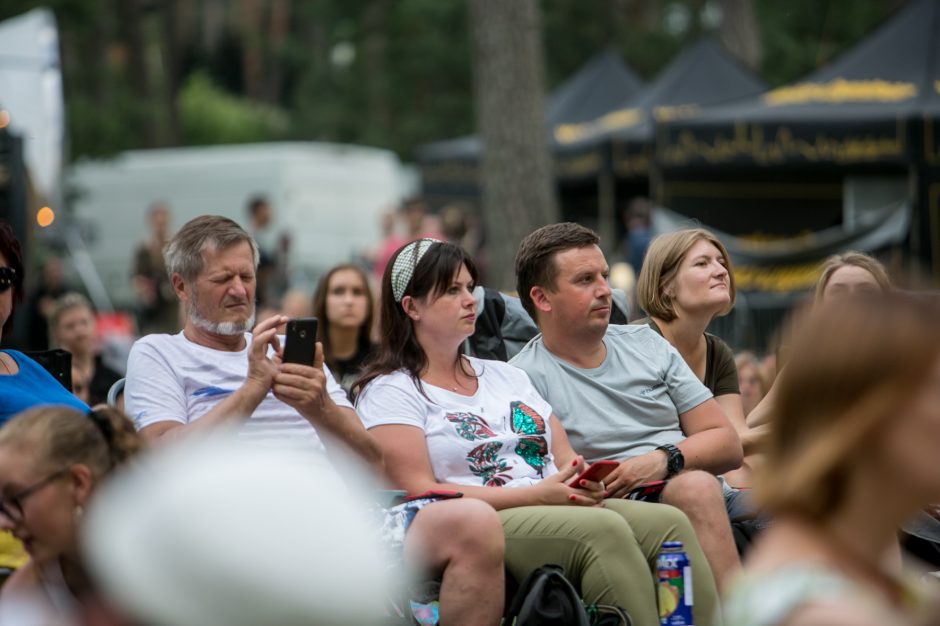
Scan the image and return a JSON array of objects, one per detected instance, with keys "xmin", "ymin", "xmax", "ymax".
[{"xmin": 0, "ymin": 350, "xmax": 89, "ymax": 427}]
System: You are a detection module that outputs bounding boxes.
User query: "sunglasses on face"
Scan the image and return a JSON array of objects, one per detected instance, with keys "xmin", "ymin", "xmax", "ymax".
[{"xmin": 0, "ymin": 267, "xmax": 15, "ymax": 294}]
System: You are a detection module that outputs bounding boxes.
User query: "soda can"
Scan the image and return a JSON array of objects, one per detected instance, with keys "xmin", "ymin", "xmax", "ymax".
[{"xmin": 657, "ymin": 540, "xmax": 693, "ymax": 625}]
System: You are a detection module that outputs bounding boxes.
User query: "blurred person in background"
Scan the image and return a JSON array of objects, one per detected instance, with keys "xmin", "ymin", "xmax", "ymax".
[
  {"xmin": 245, "ymin": 195, "xmax": 276, "ymax": 307},
  {"xmin": 256, "ymin": 288, "xmax": 312, "ymax": 335},
  {"xmin": 747, "ymin": 251, "xmax": 892, "ymax": 432},
  {"xmin": 723, "ymin": 293, "xmax": 940, "ymax": 626},
  {"xmin": 735, "ymin": 352, "xmax": 768, "ymax": 418},
  {"xmin": 131, "ymin": 202, "xmax": 178, "ymax": 336},
  {"xmin": 313, "ymin": 264, "xmax": 375, "ymax": 397},
  {"xmin": 50, "ymin": 294, "xmax": 121, "ymax": 408},
  {"xmin": 0, "ymin": 406, "xmax": 140, "ymax": 626},
  {"xmin": 23, "ymin": 256, "xmax": 68, "ymax": 352},
  {"xmin": 635, "ymin": 228, "xmax": 754, "ymax": 489},
  {"xmin": 620, "ymin": 198, "xmax": 652, "ymax": 277}
]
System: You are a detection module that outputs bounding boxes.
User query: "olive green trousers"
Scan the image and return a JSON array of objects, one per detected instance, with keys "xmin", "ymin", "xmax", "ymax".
[{"xmin": 498, "ymin": 499, "xmax": 721, "ymax": 626}]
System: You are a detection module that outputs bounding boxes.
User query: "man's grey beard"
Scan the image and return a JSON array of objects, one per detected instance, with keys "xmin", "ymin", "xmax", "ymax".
[{"xmin": 188, "ymin": 298, "xmax": 256, "ymax": 336}]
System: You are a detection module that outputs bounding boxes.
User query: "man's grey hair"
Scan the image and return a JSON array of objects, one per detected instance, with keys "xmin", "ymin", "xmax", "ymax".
[{"xmin": 164, "ymin": 215, "xmax": 260, "ymax": 283}]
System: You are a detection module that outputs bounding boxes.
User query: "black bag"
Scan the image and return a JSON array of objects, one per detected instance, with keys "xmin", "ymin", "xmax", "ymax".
[{"xmin": 504, "ymin": 564, "xmax": 591, "ymax": 626}]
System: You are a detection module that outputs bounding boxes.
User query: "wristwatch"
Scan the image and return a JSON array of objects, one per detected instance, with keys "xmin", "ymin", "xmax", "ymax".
[{"xmin": 656, "ymin": 444, "xmax": 685, "ymax": 478}]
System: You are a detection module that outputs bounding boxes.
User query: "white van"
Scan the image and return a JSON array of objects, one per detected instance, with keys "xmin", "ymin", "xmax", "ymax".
[{"xmin": 69, "ymin": 142, "xmax": 412, "ymax": 307}]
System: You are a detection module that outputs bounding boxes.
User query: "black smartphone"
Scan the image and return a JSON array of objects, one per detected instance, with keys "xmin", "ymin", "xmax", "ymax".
[{"xmin": 283, "ymin": 317, "xmax": 318, "ymax": 365}]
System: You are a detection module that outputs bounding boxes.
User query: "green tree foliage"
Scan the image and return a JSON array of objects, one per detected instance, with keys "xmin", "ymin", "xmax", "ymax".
[
  {"xmin": 179, "ymin": 71, "xmax": 287, "ymax": 145},
  {"xmin": 0, "ymin": 0, "xmax": 901, "ymax": 161}
]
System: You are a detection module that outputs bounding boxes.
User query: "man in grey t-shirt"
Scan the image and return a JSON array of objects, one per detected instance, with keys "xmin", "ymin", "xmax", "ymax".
[{"xmin": 509, "ymin": 222, "xmax": 743, "ymax": 590}]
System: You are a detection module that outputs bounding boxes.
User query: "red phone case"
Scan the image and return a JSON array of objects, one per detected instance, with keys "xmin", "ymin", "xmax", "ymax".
[
  {"xmin": 567, "ymin": 460, "xmax": 619, "ymax": 488},
  {"xmin": 624, "ymin": 480, "xmax": 668, "ymax": 501}
]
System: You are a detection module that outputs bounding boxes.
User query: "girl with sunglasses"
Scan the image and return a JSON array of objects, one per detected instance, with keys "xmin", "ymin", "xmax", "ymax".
[
  {"xmin": 0, "ymin": 221, "xmax": 88, "ymax": 426},
  {"xmin": 0, "ymin": 405, "xmax": 141, "ymax": 624}
]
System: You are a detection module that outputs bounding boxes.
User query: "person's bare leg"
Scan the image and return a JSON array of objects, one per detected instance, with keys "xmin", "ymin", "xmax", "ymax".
[
  {"xmin": 405, "ymin": 498, "xmax": 505, "ymax": 626},
  {"xmin": 661, "ymin": 470, "xmax": 741, "ymax": 591}
]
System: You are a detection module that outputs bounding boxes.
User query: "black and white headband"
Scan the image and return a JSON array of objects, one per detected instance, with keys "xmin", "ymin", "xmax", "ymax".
[{"xmin": 391, "ymin": 238, "xmax": 441, "ymax": 302}]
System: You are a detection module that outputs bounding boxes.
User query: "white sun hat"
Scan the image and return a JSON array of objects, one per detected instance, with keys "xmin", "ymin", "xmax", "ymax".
[{"xmin": 81, "ymin": 436, "xmax": 391, "ymax": 626}]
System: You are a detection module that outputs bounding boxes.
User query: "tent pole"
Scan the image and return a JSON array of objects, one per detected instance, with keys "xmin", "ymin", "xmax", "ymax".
[{"xmin": 598, "ymin": 168, "xmax": 617, "ymax": 256}]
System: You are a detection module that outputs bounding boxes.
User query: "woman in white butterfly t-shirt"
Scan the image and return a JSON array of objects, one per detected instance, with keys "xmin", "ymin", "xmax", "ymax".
[{"xmin": 355, "ymin": 239, "xmax": 722, "ymax": 625}]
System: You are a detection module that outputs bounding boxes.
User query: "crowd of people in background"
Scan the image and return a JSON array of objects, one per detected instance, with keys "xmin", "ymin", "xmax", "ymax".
[{"xmin": 1, "ymin": 194, "xmax": 940, "ymax": 626}]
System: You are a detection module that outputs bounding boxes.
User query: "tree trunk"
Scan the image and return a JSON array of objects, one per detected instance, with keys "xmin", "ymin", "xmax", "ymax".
[
  {"xmin": 362, "ymin": 0, "xmax": 391, "ymax": 142},
  {"xmin": 716, "ymin": 0, "xmax": 761, "ymax": 70},
  {"xmin": 265, "ymin": 0, "xmax": 292, "ymax": 104},
  {"xmin": 469, "ymin": 0, "xmax": 560, "ymax": 291},
  {"xmin": 160, "ymin": 0, "xmax": 182, "ymax": 145},
  {"xmin": 118, "ymin": 0, "xmax": 158, "ymax": 147},
  {"xmin": 240, "ymin": 0, "xmax": 264, "ymax": 101}
]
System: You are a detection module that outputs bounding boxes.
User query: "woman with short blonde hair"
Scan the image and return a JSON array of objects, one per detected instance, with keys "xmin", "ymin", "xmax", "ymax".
[{"xmin": 636, "ymin": 228, "xmax": 751, "ymax": 487}]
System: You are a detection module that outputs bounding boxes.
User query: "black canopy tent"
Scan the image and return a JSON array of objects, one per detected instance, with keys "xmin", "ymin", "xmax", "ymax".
[
  {"xmin": 552, "ymin": 37, "xmax": 765, "ymax": 250},
  {"xmin": 655, "ymin": 0, "xmax": 940, "ymax": 277},
  {"xmin": 417, "ymin": 47, "xmax": 644, "ymax": 215}
]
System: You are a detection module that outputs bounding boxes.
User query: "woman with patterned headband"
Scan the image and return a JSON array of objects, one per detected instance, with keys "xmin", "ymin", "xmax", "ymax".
[
  {"xmin": 354, "ymin": 238, "xmax": 723, "ymax": 625},
  {"xmin": 0, "ymin": 405, "xmax": 141, "ymax": 625}
]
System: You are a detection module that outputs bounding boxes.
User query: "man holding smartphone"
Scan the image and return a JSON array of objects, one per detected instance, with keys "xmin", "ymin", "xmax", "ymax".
[
  {"xmin": 510, "ymin": 222, "xmax": 743, "ymax": 592},
  {"xmin": 124, "ymin": 215, "xmax": 506, "ymax": 625}
]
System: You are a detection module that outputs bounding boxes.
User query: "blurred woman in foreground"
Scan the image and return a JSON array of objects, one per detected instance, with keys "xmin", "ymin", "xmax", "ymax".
[
  {"xmin": 723, "ymin": 293, "xmax": 940, "ymax": 626},
  {"xmin": 0, "ymin": 406, "xmax": 141, "ymax": 625}
]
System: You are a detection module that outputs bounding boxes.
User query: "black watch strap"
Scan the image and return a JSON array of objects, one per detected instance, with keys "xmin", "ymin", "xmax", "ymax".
[{"xmin": 656, "ymin": 443, "xmax": 685, "ymax": 478}]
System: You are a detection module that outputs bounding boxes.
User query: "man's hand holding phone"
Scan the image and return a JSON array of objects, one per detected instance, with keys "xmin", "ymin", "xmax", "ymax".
[
  {"xmin": 245, "ymin": 314, "xmax": 286, "ymax": 395},
  {"xmin": 603, "ymin": 451, "xmax": 670, "ymax": 498},
  {"xmin": 273, "ymin": 339, "xmax": 334, "ymax": 421}
]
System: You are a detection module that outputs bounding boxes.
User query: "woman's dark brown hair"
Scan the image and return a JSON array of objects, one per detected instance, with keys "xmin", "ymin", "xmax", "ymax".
[
  {"xmin": 353, "ymin": 241, "xmax": 478, "ymax": 397},
  {"xmin": 0, "ymin": 220, "xmax": 25, "ymax": 337}
]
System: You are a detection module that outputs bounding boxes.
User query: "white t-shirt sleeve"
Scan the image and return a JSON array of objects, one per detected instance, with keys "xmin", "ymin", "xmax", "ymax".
[
  {"xmin": 125, "ymin": 338, "xmax": 188, "ymax": 430},
  {"xmin": 322, "ymin": 363, "xmax": 353, "ymax": 410},
  {"xmin": 658, "ymin": 335, "xmax": 713, "ymax": 413},
  {"xmin": 356, "ymin": 375, "xmax": 428, "ymax": 430}
]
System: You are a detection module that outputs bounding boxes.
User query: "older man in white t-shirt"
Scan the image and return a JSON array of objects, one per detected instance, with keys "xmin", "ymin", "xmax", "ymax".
[
  {"xmin": 124, "ymin": 215, "xmax": 506, "ymax": 625},
  {"xmin": 510, "ymin": 222, "xmax": 744, "ymax": 592}
]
